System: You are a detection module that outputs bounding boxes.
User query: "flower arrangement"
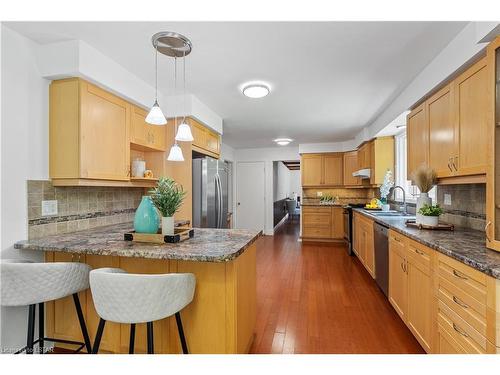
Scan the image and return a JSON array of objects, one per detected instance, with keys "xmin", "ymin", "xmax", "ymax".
[
  {"xmin": 379, "ymin": 169, "xmax": 394, "ymax": 203},
  {"xmin": 411, "ymin": 165, "xmax": 437, "ymax": 193}
]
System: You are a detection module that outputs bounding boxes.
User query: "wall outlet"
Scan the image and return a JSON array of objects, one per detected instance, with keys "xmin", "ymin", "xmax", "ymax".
[
  {"xmin": 317, "ymin": 191, "xmax": 323, "ymax": 197},
  {"xmin": 444, "ymin": 193, "xmax": 452, "ymax": 206},
  {"xmin": 42, "ymin": 200, "xmax": 58, "ymax": 216}
]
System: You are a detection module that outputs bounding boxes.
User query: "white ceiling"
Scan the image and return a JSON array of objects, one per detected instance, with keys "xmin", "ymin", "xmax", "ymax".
[{"xmin": 6, "ymin": 21, "xmax": 467, "ymax": 148}]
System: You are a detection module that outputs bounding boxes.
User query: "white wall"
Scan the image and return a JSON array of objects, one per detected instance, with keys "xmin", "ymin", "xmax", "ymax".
[
  {"xmin": 233, "ymin": 146, "xmax": 300, "ymax": 235},
  {"xmin": 1, "ymin": 25, "xmax": 49, "ymax": 351},
  {"xmin": 289, "ymin": 170, "xmax": 301, "ymax": 198}
]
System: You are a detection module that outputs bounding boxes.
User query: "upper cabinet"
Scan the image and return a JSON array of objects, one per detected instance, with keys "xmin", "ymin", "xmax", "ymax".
[
  {"xmin": 454, "ymin": 57, "xmax": 489, "ymax": 176},
  {"xmin": 50, "ymin": 78, "xmax": 131, "ymax": 183},
  {"xmin": 301, "ymin": 153, "xmax": 343, "ymax": 187},
  {"xmin": 407, "ymin": 103, "xmax": 429, "ymax": 179},
  {"xmin": 190, "ymin": 118, "xmax": 220, "ymax": 158},
  {"xmin": 357, "ymin": 142, "xmax": 372, "ymax": 170},
  {"xmin": 408, "ymin": 56, "xmax": 489, "ymax": 181},
  {"xmin": 343, "ymin": 150, "xmax": 361, "ymax": 186},
  {"xmin": 428, "ymin": 83, "xmax": 456, "ymax": 178},
  {"xmin": 130, "ymin": 105, "xmax": 166, "ymax": 151},
  {"xmin": 487, "ymin": 37, "xmax": 500, "ymax": 252},
  {"xmin": 370, "ymin": 137, "xmax": 395, "ymax": 185}
]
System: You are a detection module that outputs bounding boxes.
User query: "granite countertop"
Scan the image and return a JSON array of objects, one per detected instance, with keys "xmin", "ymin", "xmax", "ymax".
[
  {"xmin": 353, "ymin": 208, "xmax": 500, "ymax": 279},
  {"xmin": 14, "ymin": 222, "xmax": 262, "ymax": 263}
]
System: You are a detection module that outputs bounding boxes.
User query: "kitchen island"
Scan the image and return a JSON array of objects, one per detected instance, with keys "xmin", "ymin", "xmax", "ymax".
[{"xmin": 15, "ymin": 223, "xmax": 261, "ymax": 354}]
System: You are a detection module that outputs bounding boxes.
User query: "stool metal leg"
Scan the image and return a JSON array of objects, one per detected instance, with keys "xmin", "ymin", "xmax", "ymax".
[
  {"xmin": 92, "ymin": 318, "xmax": 106, "ymax": 354},
  {"xmin": 27, "ymin": 304, "xmax": 36, "ymax": 354},
  {"xmin": 72, "ymin": 293, "xmax": 92, "ymax": 353},
  {"xmin": 129, "ymin": 324, "xmax": 136, "ymax": 354},
  {"xmin": 175, "ymin": 312, "xmax": 188, "ymax": 354},
  {"xmin": 146, "ymin": 322, "xmax": 154, "ymax": 354},
  {"xmin": 38, "ymin": 302, "xmax": 44, "ymax": 354}
]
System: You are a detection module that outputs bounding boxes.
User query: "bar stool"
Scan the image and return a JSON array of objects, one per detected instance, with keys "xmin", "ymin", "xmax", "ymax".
[
  {"xmin": 89, "ymin": 268, "xmax": 196, "ymax": 354},
  {"xmin": 0, "ymin": 259, "xmax": 92, "ymax": 354}
]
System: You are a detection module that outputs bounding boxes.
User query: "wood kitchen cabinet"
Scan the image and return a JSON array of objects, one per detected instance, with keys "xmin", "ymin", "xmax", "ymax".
[
  {"xmin": 343, "ymin": 150, "xmax": 361, "ymax": 186},
  {"xmin": 486, "ymin": 36, "xmax": 500, "ymax": 252},
  {"xmin": 357, "ymin": 142, "xmax": 372, "ymax": 170},
  {"xmin": 301, "ymin": 153, "xmax": 343, "ymax": 187},
  {"xmin": 388, "ymin": 230, "xmax": 433, "ymax": 352},
  {"xmin": 191, "ymin": 118, "xmax": 220, "ymax": 158},
  {"xmin": 407, "ymin": 103, "xmax": 429, "ymax": 180},
  {"xmin": 352, "ymin": 212, "xmax": 375, "ymax": 278},
  {"xmin": 50, "ymin": 78, "xmax": 131, "ymax": 183},
  {"xmin": 408, "ymin": 56, "xmax": 489, "ymax": 181},
  {"xmin": 131, "ymin": 105, "xmax": 166, "ymax": 151},
  {"xmin": 428, "ymin": 83, "xmax": 456, "ymax": 178},
  {"xmin": 301, "ymin": 206, "xmax": 344, "ymax": 241}
]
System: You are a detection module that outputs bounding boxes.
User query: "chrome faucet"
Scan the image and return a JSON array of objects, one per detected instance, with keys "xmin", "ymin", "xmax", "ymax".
[{"xmin": 391, "ymin": 185, "xmax": 407, "ymax": 215}]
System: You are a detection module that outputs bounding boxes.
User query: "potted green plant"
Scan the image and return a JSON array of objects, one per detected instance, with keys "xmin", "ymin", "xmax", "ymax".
[
  {"xmin": 417, "ymin": 204, "xmax": 443, "ymax": 227},
  {"xmin": 149, "ymin": 177, "xmax": 187, "ymax": 235}
]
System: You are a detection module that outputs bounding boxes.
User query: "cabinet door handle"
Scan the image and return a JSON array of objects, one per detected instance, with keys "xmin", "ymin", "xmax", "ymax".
[
  {"xmin": 453, "ymin": 156, "xmax": 459, "ymax": 171},
  {"xmin": 485, "ymin": 221, "xmax": 492, "ymax": 242},
  {"xmin": 452, "ymin": 296, "xmax": 469, "ymax": 309},
  {"xmin": 453, "ymin": 323, "xmax": 469, "ymax": 338},
  {"xmin": 447, "ymin": 158, "xmax": 453, "ymax": 172},
  {"xmin": 400, "ymin": 262, "xmax": 405, "ymax": 272},
  {"xmin": 452, "ymin": 269, "xmax": 468, "ymax": 280}
]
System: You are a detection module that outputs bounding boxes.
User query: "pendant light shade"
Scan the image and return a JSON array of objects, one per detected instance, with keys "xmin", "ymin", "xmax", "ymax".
[
  {"xmin": 167, "ymin": 143, "xmax": 184, "ymax": 161},
  {"xmin": 146, "ymin": 100, "xmax": 167, "ymax": 125},
  {"xmin": 146, "ymin": 46, "xmax": 166, "ymax": 125},
  {"xmin": 175, "ymin": 121, "xmax": 194, "ymax": 142}
]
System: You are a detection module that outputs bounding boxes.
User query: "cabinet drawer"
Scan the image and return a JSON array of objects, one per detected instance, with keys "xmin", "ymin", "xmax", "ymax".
[
  {"xmin": 303, "ymin": 213, "xmax": 331, "ymax": 227},
  {"xmin": 302, "ymin": 226, "xmax": 331, "ymax": 238},
  {"xmin": 437, "ymin": 254, "xmax": 487, "ymax": 305},
  {"xmin": 438, "ymin": 300, "xmax": 486, "ymax": 353},
  {"xmin": 438, "ymin": 280, "xmax": 486, "ymax": 337},
  {"xmin": 302, "ymin": 206, "xmax": 332, "ymax": 214},
  {"xmin": 406, "ymin": 239, "xmax": 432, "ymax": 271},
  {"xmin": 389, "ymin": 230, "xmax": 407, "ymax": 246},
  {"xmin": 437, "ymin": 322, "xmax": 467, "ymax": 354}
]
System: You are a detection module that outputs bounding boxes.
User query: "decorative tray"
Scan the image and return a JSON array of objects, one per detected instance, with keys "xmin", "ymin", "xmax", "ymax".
[
  {"xmin": 405, "ymin": 220, "xmax": 454, "ymax": 231},
  {"xmin": 124, "ymin": 228, "xmax": 194, "ymax": 244}
]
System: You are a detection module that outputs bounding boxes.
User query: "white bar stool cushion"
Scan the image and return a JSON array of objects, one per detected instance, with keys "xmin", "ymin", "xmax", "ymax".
[
  {"xmin": 89, "ymin": 268, "xmax": 196, "ymax": 324},
  {"xmin": 1, "ymin": 259, "xmax": 90, "ymax": 306}
]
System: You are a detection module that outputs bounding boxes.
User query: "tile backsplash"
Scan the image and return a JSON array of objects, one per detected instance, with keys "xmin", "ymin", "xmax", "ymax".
[
  {"xmin": 302, "ymin": 187, "xmax": 378, "ymax": 205},
  {"xmin": 436, "ymin": 184, "xmax": 486, "ymax": 231},
  {"xmin": 27, "ymin": 180, "xmax": 144, "ymax": 239}
]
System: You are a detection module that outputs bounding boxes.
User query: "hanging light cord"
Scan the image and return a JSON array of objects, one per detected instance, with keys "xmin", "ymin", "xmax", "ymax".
[
  {"xmin": 154, "ymin": 43, "xmax": 158, "ymax": 102},
  {"xmin": 174, "ymin": 56, "xmax": 178, "ymax": 140},
  {"xmin": 183, "ymin": 49, "xmax": 186, "ymax": 123}
]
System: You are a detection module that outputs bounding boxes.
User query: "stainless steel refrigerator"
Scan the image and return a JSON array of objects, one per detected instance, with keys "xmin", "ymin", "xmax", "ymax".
[{"xmin": 192, "ymin": 158, "xmax": 229, "ymax": 228}]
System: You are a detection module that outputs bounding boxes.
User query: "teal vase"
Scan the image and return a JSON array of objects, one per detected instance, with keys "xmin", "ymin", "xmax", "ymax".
[{"xmin": 134, "ymin": 196, "xmax": 160, "ymax": 234}]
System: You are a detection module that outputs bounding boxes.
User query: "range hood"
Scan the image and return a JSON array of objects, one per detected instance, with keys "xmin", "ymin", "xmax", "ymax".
[{"xmin": 352, "ymin": 168, "xmax": 371, "ymax": 179}]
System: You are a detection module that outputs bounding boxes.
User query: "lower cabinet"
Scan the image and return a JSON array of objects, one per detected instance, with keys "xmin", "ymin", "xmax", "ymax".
[
  {"xmin": 387, "ymin": 228, "xmax": 500, "ymax": 354},
  {"xmin": 388, "ymin": 230, "xmax": 434, "ymax": 353},
  {"xmin": 301, "ymin": 206, "xmax": 344, "ymax": 241},
  {"xmin": 353, "ymin": 213, "xmax": 375, "ymax": 278}
]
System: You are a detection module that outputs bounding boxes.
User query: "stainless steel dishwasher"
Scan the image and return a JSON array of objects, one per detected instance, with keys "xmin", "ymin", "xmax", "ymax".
[{"xmin": 374, "ymin": 222, "xmax": 389, "ymax": 297}]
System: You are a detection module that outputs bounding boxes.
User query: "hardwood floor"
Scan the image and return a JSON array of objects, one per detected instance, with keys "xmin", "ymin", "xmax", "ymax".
[{"xmin": 249, "ymin": 220, "xmax": 424, "ymax": 354}]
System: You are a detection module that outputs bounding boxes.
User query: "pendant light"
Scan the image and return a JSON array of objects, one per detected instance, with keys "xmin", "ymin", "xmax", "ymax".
[
  {"xmin": 145, "ymin": 43, "xmax": 167, "ymax": 125},
  {"xmin": 167, "ymin": 56, "xmax": 184, "ymax": 161},
  {"xmin": 175, "ymin": 50, "xmax": 194, "ymax": 142}
]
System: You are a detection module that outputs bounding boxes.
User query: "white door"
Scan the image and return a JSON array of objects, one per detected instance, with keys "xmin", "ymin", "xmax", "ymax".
[{"xmin": 236, "ymin": 162, "xmax": 265, "ymax": 231}]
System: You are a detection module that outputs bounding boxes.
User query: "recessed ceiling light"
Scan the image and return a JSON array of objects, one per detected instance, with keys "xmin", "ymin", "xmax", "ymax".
[
  {"xmin": 242, "ymin": 83, "xmax": 270, "ymax": 98},
  {"xmin": 274, "ymin": 138, "xmax": 293, "ymax": 146}
]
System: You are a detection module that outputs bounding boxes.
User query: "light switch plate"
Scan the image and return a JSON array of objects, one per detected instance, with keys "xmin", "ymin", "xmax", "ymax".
[
  {"xmin": 444, "ymin": 194, "xmax": 452, "ymax": 206},
  {"xmin": 317, "ymin": 191, "xmax": 323, "ymax": 197},
  {"xmin": 42, "ymin": 200, "xmax": 58, "ymax": 216}
]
